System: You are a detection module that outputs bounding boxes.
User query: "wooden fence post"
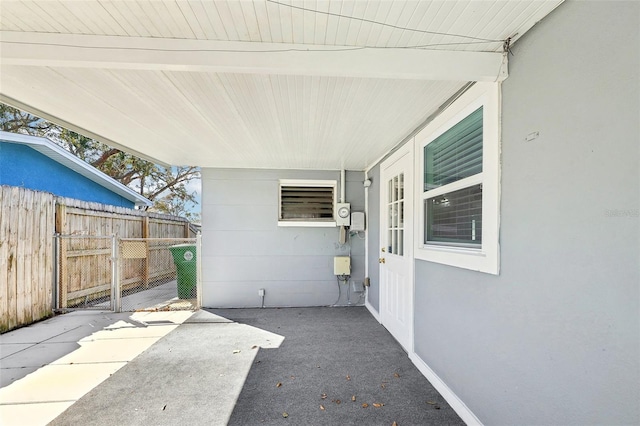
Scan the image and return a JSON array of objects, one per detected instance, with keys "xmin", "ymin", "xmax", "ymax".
[
  {"xmin": 55, "ymin": 203, "xmax": 67, "ymax": 309},
  {"xmin": 143, "ymin": 216, "xmax": 150, "ymax": 289}
]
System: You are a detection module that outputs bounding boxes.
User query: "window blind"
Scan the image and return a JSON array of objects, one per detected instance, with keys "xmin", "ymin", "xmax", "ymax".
[
  {"xmin": 424, "ymin": 106, "xmax": 483, "ymax": 191},
  {"xmin": 426, "ymin": 184, "xmax": 482, "ymax": 245},
  {"xmin": 280, "ymin": 186, "xmax": 334, "ymax": 220}
]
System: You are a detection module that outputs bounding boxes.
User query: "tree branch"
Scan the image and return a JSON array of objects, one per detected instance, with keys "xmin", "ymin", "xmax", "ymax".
[{"xmin": 91, "ymin": 148, "xmax": 121, "ymax": 168}]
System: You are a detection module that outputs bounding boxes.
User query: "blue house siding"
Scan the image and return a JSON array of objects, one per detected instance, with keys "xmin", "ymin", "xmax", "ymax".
[{"xmin": 0, "ymin": 142, "xmax": 135, "ymax": 208}]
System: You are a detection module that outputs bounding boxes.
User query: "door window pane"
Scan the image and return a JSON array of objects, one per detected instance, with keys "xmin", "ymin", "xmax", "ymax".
[
  {"xmin": 387, "ymin": 173, "xmax": 406, "ymax": 256},
  {"xmin": 393, "ymin": 176, "xmax": 398, "ymax": 202}
]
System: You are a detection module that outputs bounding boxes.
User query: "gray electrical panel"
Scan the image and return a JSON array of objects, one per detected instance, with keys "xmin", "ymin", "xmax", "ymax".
[{"xmin": 351, "ymin": 212, "xmax": 365, "ymax": 231}]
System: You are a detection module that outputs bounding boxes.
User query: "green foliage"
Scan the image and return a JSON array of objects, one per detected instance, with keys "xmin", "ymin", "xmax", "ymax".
[{"xmin": 0, "ymin": 103, "xmax": 200, "ymax": 220}]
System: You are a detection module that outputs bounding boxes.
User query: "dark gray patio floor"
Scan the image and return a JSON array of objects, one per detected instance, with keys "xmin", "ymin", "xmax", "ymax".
[
  {"xmin": 50, "ymin": 307, "xmax": 463, "ymax": 425},
  {"xmin": 217, "ymin": 307, "xmax": 463, "ymax": 426}
]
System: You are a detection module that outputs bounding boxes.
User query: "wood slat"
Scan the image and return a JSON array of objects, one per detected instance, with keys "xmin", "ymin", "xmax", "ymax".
[
  {"xmin": 0, "ymin": 187, "xmax": 9, "ymax": 331},
  {"xmin": 0, "ymin": 186, "xmax": 192, "ymax": 331},
  {"xmin": 6, "ymin": 187, "xmax": 20, "ymax": 331}
]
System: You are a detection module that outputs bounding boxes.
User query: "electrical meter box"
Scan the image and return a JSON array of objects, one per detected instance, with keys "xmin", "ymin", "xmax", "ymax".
[
  {"xmin": 334, "ymin": 256, "xmax": 351, "ymax": 275},
  {"xmin": 335, "ymin": 203, "xmax": 351, "ymax": 227}
]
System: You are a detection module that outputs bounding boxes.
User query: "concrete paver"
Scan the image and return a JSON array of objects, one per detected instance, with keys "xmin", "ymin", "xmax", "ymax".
[
  {"xmin": 0, "ymin": 310, "xmax": 193, "ymax": 426},
  {"xmin": 48, "ymin": 312, "xmax": 285, "ymax": 426},
  {"xmin": 1, "ymin": 344, "xmax": 32, "ymax": 358}
]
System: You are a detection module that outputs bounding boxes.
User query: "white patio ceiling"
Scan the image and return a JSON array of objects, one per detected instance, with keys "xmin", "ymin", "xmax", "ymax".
[{"xmin": 0, "ymin": 1, "xmax": 562, "ymax": 170}]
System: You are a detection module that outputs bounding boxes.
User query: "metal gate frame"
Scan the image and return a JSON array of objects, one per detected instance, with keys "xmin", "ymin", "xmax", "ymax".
[{"xmin": 55, "ymin": 234, "xmax": 202, "ymax": 312}]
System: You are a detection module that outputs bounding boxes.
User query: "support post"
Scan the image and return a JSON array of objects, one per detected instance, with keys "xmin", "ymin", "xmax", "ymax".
[
  {"xmin": 52, "ymin": 234, "xmax": 59, "ymax": 311},
  {"xmin": 142, "ymin": 216, "xmax": 150, "ymax": 289},
  {"xmin": 55, "ymin": 203, "xmax": 67, "ymax": 309},
  {"xmin": 196, "ymin": 233, "xmax": 202, "ymax": 309},
  {"xmin": 111, "ymin": 235, "xmax": 121, "ymax": 312}
]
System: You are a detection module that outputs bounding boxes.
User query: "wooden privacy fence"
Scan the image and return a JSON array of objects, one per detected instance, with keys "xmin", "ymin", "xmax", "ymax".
[
  {"xmin": 1, "ymin": 186, "xmax": 193, "ymax": 332},
  {"xmin": 0, "ymin": 186, "xmax": 54, "ymax": 333}
]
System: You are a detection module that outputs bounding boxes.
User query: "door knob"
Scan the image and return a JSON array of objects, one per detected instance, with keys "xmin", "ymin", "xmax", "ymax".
[{"xmin": 379, "ymin": 258, "xmax": 386, "ymax": 264}]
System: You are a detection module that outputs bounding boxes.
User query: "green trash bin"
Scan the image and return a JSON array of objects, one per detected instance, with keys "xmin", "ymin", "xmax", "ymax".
[{"xmin": 169, "ymin": 244, "xmax": 197, "ymax": 299}]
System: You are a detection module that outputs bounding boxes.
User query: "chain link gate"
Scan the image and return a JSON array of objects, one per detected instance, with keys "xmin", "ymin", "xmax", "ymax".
[
  {"xmin": 56, "ymin": 235, "xmax": 201, "ymax": 312},
  {"xmin": 117, "ymin": 238, "xmax": 199, "ymax": 312}
]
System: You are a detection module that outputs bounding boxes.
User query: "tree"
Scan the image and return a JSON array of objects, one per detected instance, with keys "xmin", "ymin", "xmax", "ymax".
[
  {"xmin": 0, "ymin": 104, "xmax": 200, "ymax": 220},
  {"xmin": 0, "ymin": 103, "xmax": 55, "ymax": 135}
]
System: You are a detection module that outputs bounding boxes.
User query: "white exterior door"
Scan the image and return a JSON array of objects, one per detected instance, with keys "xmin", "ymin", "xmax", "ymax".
[{"xmin": 379, "ymin": 144, "xmax": 413, "ymax": 352}]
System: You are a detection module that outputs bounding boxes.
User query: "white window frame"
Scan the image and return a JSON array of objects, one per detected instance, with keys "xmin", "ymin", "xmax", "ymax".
[
  {"xmin": 278, "ymin": 179, "xmax": 337, "ymax": 227},
  {"xmin": 414, "ymin": 82, "xmax": 501, "ymax": 275}
]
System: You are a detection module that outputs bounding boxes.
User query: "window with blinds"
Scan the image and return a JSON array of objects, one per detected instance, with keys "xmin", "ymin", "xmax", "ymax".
[
  {"xmin": 423, "ymin": 106, "xmax": 483, "ymax": 247},
  {"xmin": 424, "ymin": 107, "xmax": 483, "ymax": 191},
  {"xmin": 416, "ymin": 83, "xmax": 500, "ymax": 274},
  {"xmin": 426, "ymin": 184, "xmax": 482, "ymax": 245},
  {"xmin": 279, "ymin": 182, "xmax": 335, "ymax": 222}
]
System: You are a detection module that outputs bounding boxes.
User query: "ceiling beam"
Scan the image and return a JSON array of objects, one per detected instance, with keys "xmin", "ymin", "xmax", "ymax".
[{"xmin": 0, "ymin": 31, "xmax": 508, "ymax": 82}]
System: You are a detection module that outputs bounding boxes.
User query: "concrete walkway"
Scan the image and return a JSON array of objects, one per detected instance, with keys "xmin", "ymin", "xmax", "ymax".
[{"xmin": 0, "ymin": 310, "xmax": 193, "ymax": 425}]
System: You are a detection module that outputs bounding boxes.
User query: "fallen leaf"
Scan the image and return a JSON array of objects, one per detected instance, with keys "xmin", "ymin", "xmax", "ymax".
[
  {"xmin": 320, "ymin": 393, "xmax": 327, "ymax": 400},
  {"xmin": 251, "ymin": 345, "xmax": 257, "ymax": 349},
  {"xmin": 282, "ymin": 412, "xmax": 289, "ymax": 418},
  {"xmin": 290, "ymin": 376, "xmax": 295, "ymax": 380},
  {"xmin": 394, "ymin": 373, "xmax": 400, "ymax": 378},
  {"xmin": 346, "ymin": 375, "xmax": 351, "ymax": 381},
  {"xmin": 381, "ymin": 384, "xmax": 386, "ymax": 389},
  {"xmin": 426, "ymin": 401, "xmax": 437, "ymax": 405},
  {"xmin": 232, "ymin": 350, "xmax": 241, "ymax": 354},
  {"xmin": 434, "ymin": 405, "xmax": 441, "ymax": 410},
  {"xmin": 335, "ymin": 399, "xmax": 341, "ymax": 405},
  {"xmin": 373, "ymin": 403, "xmax": 384, "ymax": 408},
  {"xmin": 276, "ymin": 382, "xmax": 282, "ymax": 388},
  {"xmin": 392, "ymin": 422, "xmax": 398, "ymax": 426},
  {"xmin": 162, "ymin": 405, "xmax": 167, "ymax": 411},
  {"xmin": 320, "ymin": 405, "xmax": 325, "ymax": 411},
  {"xmin": 362, "ymin": 403, "xmax": 369, "ymax": 408},
  {"xmin": 351, "ymin": 395, "xmax": 356, "ymax": 402}
]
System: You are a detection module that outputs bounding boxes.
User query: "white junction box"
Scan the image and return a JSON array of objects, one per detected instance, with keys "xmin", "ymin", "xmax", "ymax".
[
  {"xmin": 351, "ymin": 212, "xmax": 365, "ymax": 231},
  {"xmin": 334, "ymin": 256, "xmax": 351, "ymax": 275}
]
